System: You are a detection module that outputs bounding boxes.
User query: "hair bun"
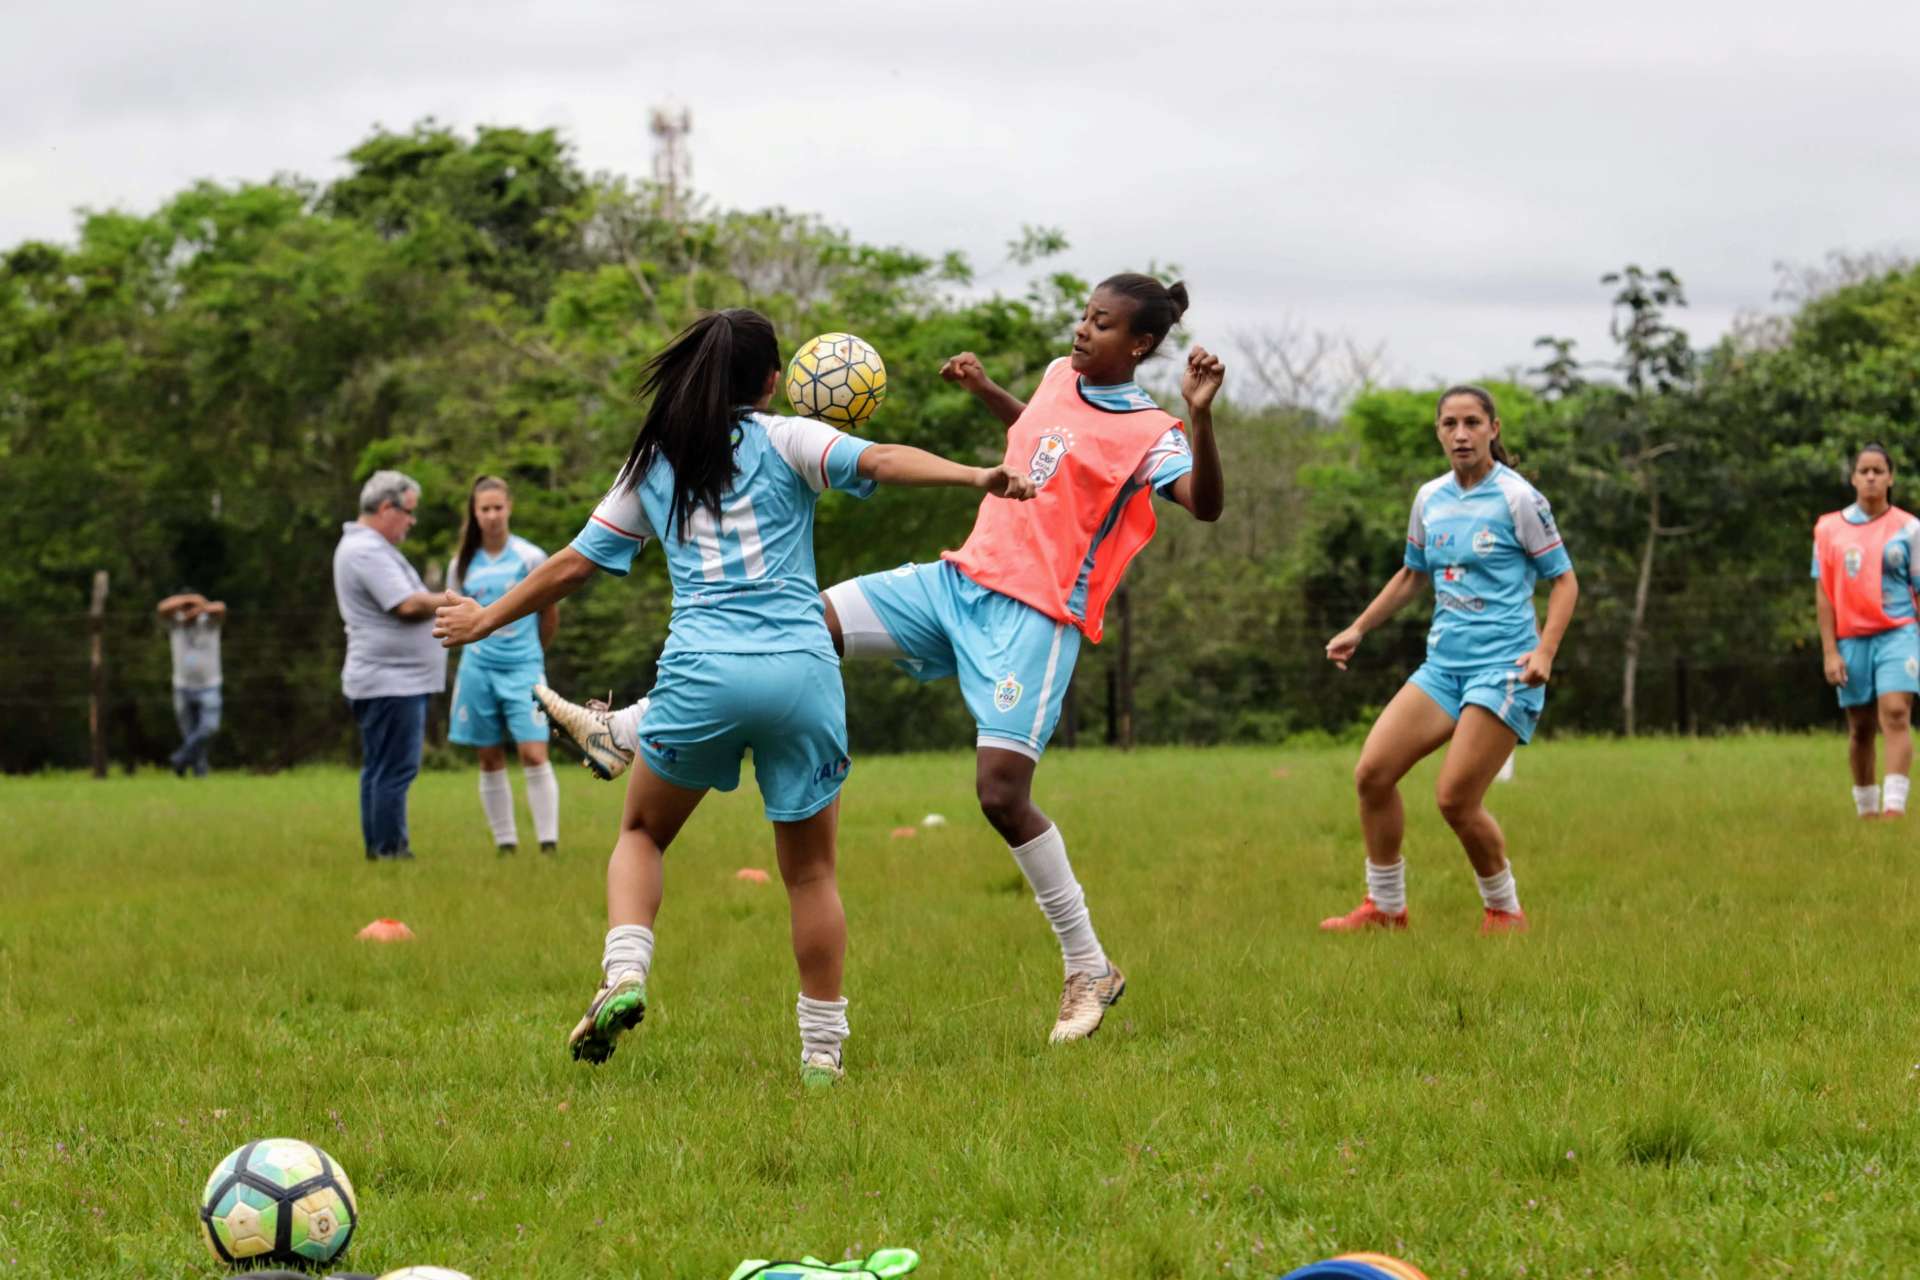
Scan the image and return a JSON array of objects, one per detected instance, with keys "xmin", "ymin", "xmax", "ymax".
[{"xmin": 1166, "ymin": 281, "xmax": 1190, "ymax": 323}]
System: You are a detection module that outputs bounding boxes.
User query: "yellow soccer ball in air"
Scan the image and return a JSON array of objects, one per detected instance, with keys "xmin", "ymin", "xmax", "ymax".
[{"xmin": 785, "ymin": 332, "xmax": 887, "ymax": 430}]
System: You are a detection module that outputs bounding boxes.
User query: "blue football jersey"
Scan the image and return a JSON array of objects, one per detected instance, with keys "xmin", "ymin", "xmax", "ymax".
[
  {"xmin": 449, "ymin": 534, "xmax": 549, "ymax": 668},
  {"xmin": 1403, "ymin": 463, "xmax": 1573, "ymax": 670},
  {"xmin": 1809, "ymin": 504, "xmax": 1920, "ymax": 622},
  {"xmin": 572, "ymin": 411, "xmax": 875, "ymax": 656}
]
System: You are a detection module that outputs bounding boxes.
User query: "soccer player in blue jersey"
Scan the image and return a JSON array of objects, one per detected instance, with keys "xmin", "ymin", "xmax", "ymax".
[
  {"xmin": 1321, "ymin": 385, "xmax": 1578, "ymax": 935},
  {"xmin": 446, "ymin": 476, "xmax": 562, "ymax": 855},
  {"xmin": 433, "ymin": 309, "xmax": 1033, "ymax": 1084}
]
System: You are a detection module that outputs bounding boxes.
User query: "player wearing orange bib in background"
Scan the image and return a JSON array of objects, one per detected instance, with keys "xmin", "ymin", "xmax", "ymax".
[
  {"xmin": 1813, "ymin": 444, "xmax": 1920, "ymax": 819},
  {"xmin": 825, "ymin": 274, "xmax": 1225, "ymax": 1043}
]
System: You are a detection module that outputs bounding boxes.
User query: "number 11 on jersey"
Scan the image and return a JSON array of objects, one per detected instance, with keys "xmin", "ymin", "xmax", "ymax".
[{"xmin": 688, "ymin": 496, "xmax": 767, "ymax": 582}]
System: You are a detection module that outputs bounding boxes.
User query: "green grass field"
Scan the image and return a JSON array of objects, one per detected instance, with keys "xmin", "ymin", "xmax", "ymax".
[{"xmin": 4, "ymin": 737, "xmax": 1920, "ymax": 1278}]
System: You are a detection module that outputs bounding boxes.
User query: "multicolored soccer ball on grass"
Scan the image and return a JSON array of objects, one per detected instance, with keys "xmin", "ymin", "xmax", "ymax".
[
  {"xmin": 1279, "ymin": 1253, "xmax": 1430, "ymax": 1280},
  {"xmin": 198, "ymin": 1138, "xmax": 358, "ymax": 1268},
  {"xmin": 784, "ymin": 332, "xmax": 887, "ymax": 429}
]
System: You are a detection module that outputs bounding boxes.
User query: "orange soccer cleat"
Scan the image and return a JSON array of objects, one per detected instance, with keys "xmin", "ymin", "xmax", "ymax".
[
  {"xmin": 1319, "ymin": 898, "xmax": 1409, "ymax": 932},
  {"xmin": 1479, "ymin": 907, "xmax": 1530, "ymax": 935}
]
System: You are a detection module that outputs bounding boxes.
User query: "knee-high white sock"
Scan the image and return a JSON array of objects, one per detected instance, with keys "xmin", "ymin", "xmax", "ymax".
[
  {"xmin": 609, "ymin": 697, "xmax": 649, "ymax": 754},
  {"xmin": 796, "ymin": 993, "xmax": 849, "ymax": 1063},
  {"xmin": 1884, "ymin": 774, "xmax": 1910, "ymax": 814},
  {"xmin": 602, "ymin": 924, "xmax": 655, "ymax": 983},
  {"xmin": 1855, "ymin": 784, "xmax": 1882, "ymax": 816},
  {"xmin": 478, "ymin": 768, "xmax": 517, "ymax": 846},
  {"xmin": 1476, "ymin": 865, "xmax": 1521, "ymax": 913},
  {"xmin": 523, "ymin": 762, "xmax": 560, "ymax": 843},
  {"xmin": 1366, "ymin": 858, "xmax": 1407, "ymax": 915},
  {"xmin": 1009, "ymin": 824, "xmax": 1109, "ymax": 977}
]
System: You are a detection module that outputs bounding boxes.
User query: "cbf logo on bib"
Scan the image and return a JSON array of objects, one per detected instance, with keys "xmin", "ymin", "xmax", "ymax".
[
  {"xmin": 994, "ymin": 673, "xmax": 1024, "ymax": 713},
  {"xmin": 1845, "ymin": 545, "xmax": 1865, "ymax": 578},
  {"xmin": 1027, "ymin": 430, "xmax": 1075, "ymax": 488}
]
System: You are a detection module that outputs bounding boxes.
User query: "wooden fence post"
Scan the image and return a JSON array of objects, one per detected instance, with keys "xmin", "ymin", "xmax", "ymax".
[{"xmin": 89, "ymin": 570, "xmax": 109, "ymax": 779}]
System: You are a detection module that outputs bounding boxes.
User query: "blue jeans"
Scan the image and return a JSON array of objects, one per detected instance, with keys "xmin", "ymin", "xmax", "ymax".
[
  {"xmin": 171, "ymin": 686, "xmax": 222, "ymax": 776},
  {"xmin": 351, "ymin": 694, "xmax": 428, "ymax": 857}
]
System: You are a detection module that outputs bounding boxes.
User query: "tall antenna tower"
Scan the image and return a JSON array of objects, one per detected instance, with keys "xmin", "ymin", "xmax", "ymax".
[{"xmin": 650, "ymin": 106, "xmax": 692, "ymax": 223}]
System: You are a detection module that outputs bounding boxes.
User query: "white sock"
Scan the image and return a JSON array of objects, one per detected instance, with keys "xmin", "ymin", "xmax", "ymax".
[
  {"xmin": 602, "ymin": 924, "xmax": 655, "ymax": 984},
  {"xmin": 1884, "ymin": 774, "xmax": 1910, "ymax": 814},
  {"xmin": 478, "ymin": 768, "xmax": 517, "ymax": 846},
  {"xmin": 609, "ymin": 697, "xmax": 649, "ymax": 754},
  {"xmin": 796, "ymin": 993, "xmax": 849, "ymax": 1063},
  {"xmin": 1365, "ymin": 859, "xmax": 1407, "ymax": 915},
  {"xmin": 1855, "ymin": 784, "xmax": 1882, "ymax": 816},
  {"xmin": 523, "ymin": 762, "xmax": 560, "ymax": 843},
  {"xmin": 1476, "ymin": 865, "xmax": 1521, "ymax": 913},
  {"xmin": 1009, "ymin": 824, "xmax": 1109, "ymax": 977}
]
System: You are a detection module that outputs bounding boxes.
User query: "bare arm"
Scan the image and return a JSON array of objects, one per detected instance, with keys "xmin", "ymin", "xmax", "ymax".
[
  {"xmin": 857, "ymin": 444, "xmax": 1034, "ymax": 498},
  {"xmin": 156, "ymin": 592, "xmax": 206, "ymax": 618},
  {"xmin": 538, "ymin": 602, "xmax": 559, "ymax": 650},
  {"xmin": 1517, "ymin": 571, "xmax": 1580, "ymax": 686},
  {"xmin": 1325, "ymin": 567, "xmax": 1428, "ymax": 670},
  {"xmin": 1817, "ymin": 581, "xmax": 1847, "ymax": 685},
  {"xmin": 201, "ymin": 600, "xmax": 227, "ymax": 622},
  {"xmin": 940, "ymin": 352, "xmax": 1026, "ymax": 428},
  {"xmin": 391, "ymin": 591, "xmax": 443, "ymax": 621},
  {"xmin": 1165, "ymin": 347, "xmax": 1226, "ymax": 523},
  {"xmin": 435, "ymin": 547, "xmax": 598, "ymax": 647}
]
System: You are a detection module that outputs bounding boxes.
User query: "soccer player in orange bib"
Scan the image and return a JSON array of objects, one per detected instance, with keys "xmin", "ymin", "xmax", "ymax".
[
  {"xmin": 1813, "ymin": 443, "xmax": 1920, "ymax": 819},
  {"xmin": 824, "ymin": 274, "xmax": 1225, "ymax": 1042}
]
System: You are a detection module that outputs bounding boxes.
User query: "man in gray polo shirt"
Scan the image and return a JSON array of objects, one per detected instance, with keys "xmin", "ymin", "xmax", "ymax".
[{"xmin": 332, "ymin": 470, "xmax": 447, "ymax": 860}]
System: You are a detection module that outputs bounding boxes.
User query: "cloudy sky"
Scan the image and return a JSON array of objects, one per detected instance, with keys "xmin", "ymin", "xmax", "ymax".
[{"xmin": 7, "ymin": 0, "xmax": 1917, "ymax": 387}]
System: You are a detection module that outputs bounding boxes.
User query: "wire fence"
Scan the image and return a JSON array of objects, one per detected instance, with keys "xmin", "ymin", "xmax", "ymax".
[{"xmin": 5, "ymin": 576, "xmax": 1846, "ymax": 775}]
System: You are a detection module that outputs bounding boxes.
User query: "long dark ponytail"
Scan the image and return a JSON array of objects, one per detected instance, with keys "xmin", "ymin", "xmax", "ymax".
[
  {"xmin": 621, "ymin": 309, "xmax": 782, "ymax": 539},
  {"xmin": 453, "ymin": 475, "xmax": 509, "ymax": 589},
  {"xmin": 1436, "ymin": 383, "xmax": 1511, "ymax": 465}
]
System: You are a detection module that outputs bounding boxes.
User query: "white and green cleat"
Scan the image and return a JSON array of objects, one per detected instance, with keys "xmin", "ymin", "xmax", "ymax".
[
  {"xmin": 568, "ymin": 970, "xmax": 647, "ymax": 1064},
  {"xmin": 799, "ymin": 1050, "xmax": 845, "ymax": 1089},
  {"xmin": 1048, "ymin": 964, "xmax": 1126, "ymax": 1043},
  {"xmin": 533, "ymin": 685, "xmax": 638, "ymax": 781}
]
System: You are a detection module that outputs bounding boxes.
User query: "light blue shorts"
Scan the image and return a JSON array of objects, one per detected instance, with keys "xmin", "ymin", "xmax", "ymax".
[
  {"xmin": 449, "ymin": 660, "xmax": 549, "ymax": 747},
  {"xmin": 1408, "ymin": 661, "xmax": 1545, "ymax": 745},
  {"xmin": 826, "ymin": 560, "xmax": 1081, "ymax": 759},
  {"xmin": 1836, "ymin": 627, "xmax": 1920, "ymax": 708},
  {"xmin": 637, "ymin": 649, "xmax": 851, "ymax": 822}
]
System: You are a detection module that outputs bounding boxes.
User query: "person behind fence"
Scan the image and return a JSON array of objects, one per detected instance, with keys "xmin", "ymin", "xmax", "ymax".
[
  {"xmin": 155, "ymin": 588, "xmax": 225, "ymax": 776},
  {"xmin": 332, "ymin": 469, "xmax": 447, "ymax": 861}
]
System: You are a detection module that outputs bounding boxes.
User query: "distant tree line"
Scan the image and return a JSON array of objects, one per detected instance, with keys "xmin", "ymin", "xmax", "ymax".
[{"xmin": 3, "ymin": 122, "xmax": 1916, "ymax": 772}]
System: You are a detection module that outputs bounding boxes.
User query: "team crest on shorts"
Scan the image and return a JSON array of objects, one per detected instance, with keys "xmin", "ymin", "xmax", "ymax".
[
  {"xmin": 1906, "ymin": 657, "xmax": 1918, "ymax": 680},
  {"xmin": 1028, "ymin": 431, "xmax": 1074, "ymax": 488},
  {"xmin": 994, "ymin": 673, "xmax": 1024, "ymax": 713}
]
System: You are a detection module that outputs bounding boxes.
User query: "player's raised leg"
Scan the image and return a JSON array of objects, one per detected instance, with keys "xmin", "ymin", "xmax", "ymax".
[
  {"xmin": 534, "ymin": 683, "xmax": 641, "ymax": 781},
  {"xmin": 1324, "ymin": 682, "xmax": 1455, "ymax": 932},
  {"xmin": 569, "ymin": 763, "xmax": 705, "ymax": 1064},
  {"xmin": 773, "ymin": 800, "xmax": 850, "ymax": 1086},
  {"xmin": 1434, "ymin": 705, "xmax": 1527, "ymax": 933}
]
